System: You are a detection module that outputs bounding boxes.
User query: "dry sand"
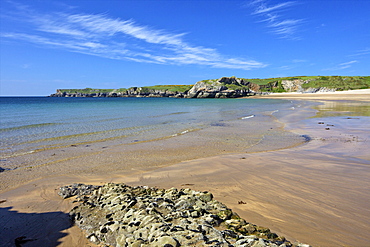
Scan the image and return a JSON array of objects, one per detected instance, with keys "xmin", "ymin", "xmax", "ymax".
[
  {"xmin": 1, "ymin": 89, "xmax": 370, "ymax": 247},
  {"xmin": 253, "ymin": 88, "xmax": 370, "ymax": 102}
]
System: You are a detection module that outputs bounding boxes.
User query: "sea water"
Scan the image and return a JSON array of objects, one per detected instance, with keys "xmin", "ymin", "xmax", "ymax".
[{"xmin": 0, "ymin": 97, "xmax": 306, "ymax": 159}]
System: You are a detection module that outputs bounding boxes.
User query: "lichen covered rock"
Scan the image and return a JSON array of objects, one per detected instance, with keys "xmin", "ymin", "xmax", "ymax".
[{"xmin": 60, "ymin": 183, "xmax": 309, "ymax": 247}]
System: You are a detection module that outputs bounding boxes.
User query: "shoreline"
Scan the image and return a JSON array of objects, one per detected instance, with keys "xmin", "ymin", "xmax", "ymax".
[
  {"xmin": 251, "ymin": 88, "xmax": 370, "ymax": 102},
  {"xmin": 1, "ymin": 91, "xmax": 370, "ymax": 246}
]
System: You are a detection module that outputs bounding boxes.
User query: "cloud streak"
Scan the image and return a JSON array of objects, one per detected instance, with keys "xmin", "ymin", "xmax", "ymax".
[
  {"xmin": 323, "ymin": 60, "xmax": 358, "ymax": 71},
  {"xmin": 1, "ymin": 6, "xmax": 266, "ymax": 70},
  {"xmin": 249, "ymin": 0, "xmax": 303, "ymax": 39},
  {"xmin": 349, "ymin": 48, "xmax": 370, "ymax": 57},
  {"xmin": 252, "ymin": 1, "xmax": 295, "ymax": 15}
]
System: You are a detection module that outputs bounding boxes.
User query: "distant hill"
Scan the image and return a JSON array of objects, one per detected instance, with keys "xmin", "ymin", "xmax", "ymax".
[{"xmin": 50, "ymin": 76, "xmax": 370, "ymax": 98}]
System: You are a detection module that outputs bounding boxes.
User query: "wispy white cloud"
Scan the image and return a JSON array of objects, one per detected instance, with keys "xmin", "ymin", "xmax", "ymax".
[
  {"xmin": 252, "ymin": 1, "xmax": 295, "ymax": 15},
  {"xmin": 349, "ymin": 48, "xmax": 370, "ymax": 57},
  {"xmin": 276, "ymin": 59, "xmax": 308, "ymax": 71},
  {"xmin": 248, "ymin": 0, "xmax": 303, "ymax": 39},
  {"xmin": 278, "ymin": 65, "xmax": 293, "ymax": 70},
  {"xmin": 323, "ymin": 60, "xmax": 358, "ymax": 71},
  {"xmin": 1, "ymin": 6, "xmax": 266, "ymax": 70}
]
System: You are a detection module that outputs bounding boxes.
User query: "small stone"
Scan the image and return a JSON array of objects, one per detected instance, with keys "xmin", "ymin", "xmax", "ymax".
[
  {"xmin": 241, "ymin": 224, "xmax": 256, "ymax": 234},
  {"xmin": 170, "ymin": 226, "xmax": 184, "ymax": 232},
  {"xmin": 250, "ymin": 238, "xmax": 267, "ymax": 247},
  {"xmin": 107, "ymin": 222, "xmax": 120, "ymax": 232},
  {"xmin": 267, "ymin": 232, "xmax": 278, "ymax": 239},
  {"xmin": 100, "ymin": 227, "xmax": 108, "ymax": 233},
  {"xmin": 199, "ymin": 192, "xmax": 213, "ymax": 202},
  {"xmin": 256, "ymin": 226, "xmax": 270, "ymax": 233},
  {"xmin": 235, "ymin": 239, "xmax": 247, "ymax": 245},
  {"xmin": 89, "ymin": 234, "xmax": 99, "ymax": 244},
  {"xmin": 131, "ymin": 240, "xmax": 144, "ymax": 247},
  {"xmin": 116, "ymin": 234, "xmax": 126, "ymax": 247},
  {"xmin": 217, "ymin": 209, "xmax": 233, "ymax": 220},
  {"xmin": 225, "ymin": 219, "xmax": 246, "ymax": 228},
  {"xmin": 154, "ymin": 236, "xmax": 179, "ymax": 247},
  {"xmin": 190, "ymin": 210, "xmax": 199, "ymax": 218}
]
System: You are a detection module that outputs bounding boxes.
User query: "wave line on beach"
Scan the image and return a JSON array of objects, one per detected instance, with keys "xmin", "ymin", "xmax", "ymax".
[
  {"xmin": 241, "ymin": 115, "xmax": 255, "ymax": 119},
  {"xmin": 0, "ymin": 123, "xmax": 61, "ymax": 132},
  {"xmin": 171, "ymin": 128, "xmax": 200, "ymax": 137},
  {"xmin": 16, "ymin": 124, "xmax": 159, "ymax": 145}
]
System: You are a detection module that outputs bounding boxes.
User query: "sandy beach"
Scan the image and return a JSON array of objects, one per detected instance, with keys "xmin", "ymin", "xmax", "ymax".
[
  {"xmin": 254, "ymin": 89, "xmax": 370, "ymax": 102},
  {"xmin": 1, "ymin": 89, "xmax": 370, "ymax": 247}
]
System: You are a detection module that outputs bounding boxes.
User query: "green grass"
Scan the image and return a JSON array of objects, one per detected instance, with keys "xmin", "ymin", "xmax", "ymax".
[
  {"xmin": 57, "ymin": 76, "xmax": 370, "ymax": 95},
  {"xmin": 58, "ymin": 85, "xmax": 193, "ymax": 94},
  {"xmin": 223, "ymin": 84, "xmax": 249, "ymax": 91},
  {"xmin": 59, "ymin": 88, "xmax": 114, "ymax": 94},
  {"xmin": 199, "ymin": 79, "xmax": 218, "ymax": 84},
  {"xmin": 142, "ymin": 85, "xmax": 193, "ymax": 92},
  {"xmin": 300, "ymin": 76, "xmax": 370, "ymax": 90},
  {"xmin": 231, "ymin": 76, "xmax": 370, "ymax": 92}
]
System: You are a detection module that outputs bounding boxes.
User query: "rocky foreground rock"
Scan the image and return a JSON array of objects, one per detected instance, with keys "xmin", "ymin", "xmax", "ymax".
[{"xmin": 59, "ymin": 183, "xmax": 310, "ymax": 247}]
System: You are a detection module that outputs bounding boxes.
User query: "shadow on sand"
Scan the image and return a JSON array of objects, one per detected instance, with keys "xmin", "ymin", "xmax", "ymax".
[{"xmin": 0, "ymin": 207, "xmax": 72, "ymax": 247}]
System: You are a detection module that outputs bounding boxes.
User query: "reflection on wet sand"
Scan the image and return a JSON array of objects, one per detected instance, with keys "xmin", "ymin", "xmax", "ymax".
[{"xmin": 313, "ymin": 100, "xmax": 370, "ymax": 117}]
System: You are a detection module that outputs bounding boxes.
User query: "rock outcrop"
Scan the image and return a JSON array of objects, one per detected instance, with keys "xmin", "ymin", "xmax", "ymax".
[
  {"xmin": 50, "ymin": 88, "xmax": 187, "ymax": 98},
  {"xmin": 185, "ymin": 77, "xmax": 260, "ymax": 98},
  {"xmin": 59, "ymin": 183, "xmax": 310, "ymax": 247},
  {"xmin": 186, "ymin": 79, "xmax": 227, "ymax": 98},
  {"xmin": 281, "ymin": 79, "xmax": 306, "ymax": 92},
  {"xmin": 281, "ymin": 79, "xmax": 336, "ymax": 93},
  {"xmin": 50, "ymin": 76, "xmax": 350, "ymax": 98},
  {"xmin": 49, "ymin": 77, "xmax": 273, "ymax": 98}
]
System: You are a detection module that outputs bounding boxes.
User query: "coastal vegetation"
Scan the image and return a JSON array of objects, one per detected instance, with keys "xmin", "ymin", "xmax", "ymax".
[
  {"xmin": 300, "ymin": 76, "xmax": 370, "ymax": 91},
  {"xmin": 204, "ymin": 76, "xmax": 370, "ymax": 91},
  {"xmin": 58, "ymin": 85, "xmax": 193, "ymax": 95},
  {"xmin": 58, "ymin": 88, "xmax": 114, "ymax": 94},
  {"xmin": 137, "ymin": 84, "xmax": 194, "ymax": 92},
  {"xmin": 51, "ymin": 76, "xmax": 370, "ymax": 98}
]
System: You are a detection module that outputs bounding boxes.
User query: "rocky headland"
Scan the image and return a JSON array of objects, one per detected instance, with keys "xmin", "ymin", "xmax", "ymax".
[
  {"xmin": 50, "ymin": 76, "xmax": 370, "ymax": 99},
  {"xmin": 59, "ymin": 183, "xmax": 310, "ymax": 247}
]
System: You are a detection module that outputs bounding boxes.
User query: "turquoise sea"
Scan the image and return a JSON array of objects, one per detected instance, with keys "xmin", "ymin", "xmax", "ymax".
[{"xmin": 0, "ymin": 97, "xmax": 306, "ymax": 159}]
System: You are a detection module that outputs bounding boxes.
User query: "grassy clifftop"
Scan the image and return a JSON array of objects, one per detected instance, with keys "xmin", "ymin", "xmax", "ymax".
[
  {"xmin": 200, "ymin": 76, "xmax": 370, "ymax": 92},
  {"xmin": 55, "ymin": 76, "xmax": 370, "ymax": 95},
  {"xmin": 58, "ymin": 85, "xmax": 193, "ymax": 94},
  {"xmin": 297, "ymin": 76, "xmax": 370, "ymax": 90}
]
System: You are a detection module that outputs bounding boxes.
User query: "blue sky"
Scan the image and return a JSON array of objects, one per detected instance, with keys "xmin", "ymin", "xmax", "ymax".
[{"xmin": 0, "ymin": 0, "xmax": 369, "ymax": 96}]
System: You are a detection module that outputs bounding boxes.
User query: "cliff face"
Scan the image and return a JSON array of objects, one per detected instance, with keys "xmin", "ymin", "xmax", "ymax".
[
  {"xmin": 51, "ymin": 75, "xmax": 364, "ymax": 98},
  {"xmin": 281, "ymin": 79, "xmax": 336, "ymax": 93},
  {"xmin": 50, "ymin": 87, "xmax": 188, "ymax": 98},
  {"xmin": 185, "ymin": 77, "xmax": 257, "ymax": 98},
  {"xmin": 184, "ymin": 77, "xmax": 285, "ymax": 98},
  {"xmin": 50, "ymin": 77, "xmax": 273, "ymax": 98}
]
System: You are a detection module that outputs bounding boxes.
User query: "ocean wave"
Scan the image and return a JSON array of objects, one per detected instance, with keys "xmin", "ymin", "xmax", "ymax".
[
  {"xmin": 0, "ymin": 123, "xmax": 60, "ymax": 132},
  {"xmin": 171, "ymin": 128, "xmax": 200, "ymax": 137},
  {"xmin": 241, "ymin": 115, "xmax": 255, "ymax": 119}
]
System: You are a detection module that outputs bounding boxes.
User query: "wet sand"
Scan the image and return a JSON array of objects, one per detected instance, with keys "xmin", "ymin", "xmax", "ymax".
[{"xmin": 1, "ymin": 90, "xmax": 370, "ymax": 247}]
